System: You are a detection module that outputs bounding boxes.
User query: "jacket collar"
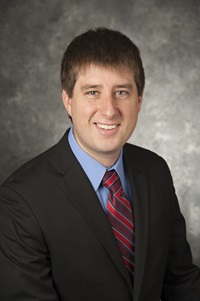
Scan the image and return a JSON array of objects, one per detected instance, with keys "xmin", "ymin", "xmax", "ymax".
[{"xmin": 124, "ymin": 144, "xmax": 149, "ymax": 300}]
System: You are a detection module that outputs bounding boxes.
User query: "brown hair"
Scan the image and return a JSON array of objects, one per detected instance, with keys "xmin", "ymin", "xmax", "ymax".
[{"xmin": 61, "ymin": 27, "xmax": 145, "ymax": 97}]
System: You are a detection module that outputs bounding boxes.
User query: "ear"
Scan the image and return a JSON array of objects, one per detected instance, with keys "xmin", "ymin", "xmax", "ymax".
[
  {"xmin": 138, "ymin": 92, "xmax": 143, "ymax": 113},
  {"xmin": 62, "ymin": 89, "xmax": 72, "ymax": 117}
]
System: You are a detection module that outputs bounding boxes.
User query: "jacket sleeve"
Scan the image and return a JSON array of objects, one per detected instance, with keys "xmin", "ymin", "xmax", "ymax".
[
  {"xmin": 161, "ymin": 165, "xmax": 200, "ymax": 301},
  {"xmin": 0, "ymin": 185, "xmax": 60, "ymax": 301}
]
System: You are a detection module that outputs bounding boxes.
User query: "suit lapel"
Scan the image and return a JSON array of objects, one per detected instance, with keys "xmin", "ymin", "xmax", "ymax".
[
  {"xmin": 55, "ymin": 131, "xmax": 133, "ymax": 292},
  {"xmin": 124, "ymin": 145, "xmax": 149, "ymax": 300}
]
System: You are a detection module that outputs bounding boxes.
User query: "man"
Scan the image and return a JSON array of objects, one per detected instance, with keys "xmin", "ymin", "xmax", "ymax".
[{"xmin": 0, "ymin": 28, "xmax": 199, "ymax": 301}]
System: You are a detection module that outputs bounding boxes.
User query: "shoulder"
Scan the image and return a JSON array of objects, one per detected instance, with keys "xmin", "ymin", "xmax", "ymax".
[
  {"xmin": 1, "ymin": 130, "xmax": 73, "ymax": 194},
  {"xmin": 123, "ymin": 142, "xmax": 170, "ymax": 174},
  {"xmin": 124, "ymin": 142, "xmax": 166, "ymax": 163},
  {"xmin": 3, "ymin": 144, "xmax": 57, "ymax": 186}
]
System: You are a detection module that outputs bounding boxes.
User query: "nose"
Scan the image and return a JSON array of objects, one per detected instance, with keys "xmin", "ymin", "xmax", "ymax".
[{"xmin": 99, "ymin": 96, "xmax": 117, "ymax": 118}]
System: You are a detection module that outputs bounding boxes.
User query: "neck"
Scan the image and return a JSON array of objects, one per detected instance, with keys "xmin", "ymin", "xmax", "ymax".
[{"xmin": 91, "ymin": 153, "xmax": 120, "ymax": 168}]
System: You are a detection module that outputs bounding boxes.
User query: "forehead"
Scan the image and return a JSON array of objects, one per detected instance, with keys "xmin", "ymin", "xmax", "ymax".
[{"xmin": 76, "ymin": 64, "xmax": 135, "ymax": 84}]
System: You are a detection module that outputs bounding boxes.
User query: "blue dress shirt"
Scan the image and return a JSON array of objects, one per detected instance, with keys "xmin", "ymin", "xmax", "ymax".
[{"xmin": 68, "ymin": 127, "xmax": 132, "ymax": 212}]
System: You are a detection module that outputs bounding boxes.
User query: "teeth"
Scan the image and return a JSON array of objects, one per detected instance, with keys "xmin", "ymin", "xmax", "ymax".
[{"xmin": 97, "ymin": 123, "xmax": 118, "ymax": 130}]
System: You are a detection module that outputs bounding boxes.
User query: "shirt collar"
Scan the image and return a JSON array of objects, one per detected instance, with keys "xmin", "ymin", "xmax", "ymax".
[{"xmin": 68, "ymin": 127, "xmax": 125, "ymax": 191}]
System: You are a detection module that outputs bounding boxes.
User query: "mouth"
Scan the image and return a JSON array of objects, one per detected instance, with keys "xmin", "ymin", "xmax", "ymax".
[{"xmin": 96, "ymin": 123, "xmax": 119, "ymax": 130}]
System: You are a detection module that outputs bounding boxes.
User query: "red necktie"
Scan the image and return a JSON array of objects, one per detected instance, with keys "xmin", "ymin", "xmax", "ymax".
[{"xmin": 102, "ymin": 170, "xmax": 135, "ymax": 275}]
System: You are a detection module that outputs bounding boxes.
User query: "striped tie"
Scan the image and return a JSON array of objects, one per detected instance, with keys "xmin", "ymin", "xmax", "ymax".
[{"xmin": 102, "ymin": 170, "xmax": 135, "ymax": 275}]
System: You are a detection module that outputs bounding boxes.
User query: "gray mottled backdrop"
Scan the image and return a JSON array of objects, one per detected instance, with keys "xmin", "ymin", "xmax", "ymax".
[{"xmin": 0, "ymin": 0, "xmax": 200, "ymax": 266}]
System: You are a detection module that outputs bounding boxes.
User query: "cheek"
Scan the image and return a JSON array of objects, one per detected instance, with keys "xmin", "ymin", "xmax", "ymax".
[
  {"xmin": 70, "ymin": 102, "xmax": 82, "ymax": 119},
  {"xmin": 124, "ymin": 105, "xmax": 139, "ymax": 127},
  {"xmin": 123, "ymin": 104, "xmax": 135, "ymax": 118},
  {"xmin": 75, "ymin": 104, "xmax": 97, "ymax": 120},
  {"xmin": 71, "ymin": 104, "xmax": 90, "ymax": 125}
]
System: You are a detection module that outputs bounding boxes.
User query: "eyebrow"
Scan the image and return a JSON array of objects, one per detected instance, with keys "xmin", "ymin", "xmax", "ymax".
[
  {"xmin": 80, "ymin": 85, "xmax": 102, "ymax": 91},
  {"xmin": 80, "ymin": 84, "xmax": 133, "ymax": 91},
  {"xmin": 114, "ymin": 84, "xmax": 133, "ymax": 90}
]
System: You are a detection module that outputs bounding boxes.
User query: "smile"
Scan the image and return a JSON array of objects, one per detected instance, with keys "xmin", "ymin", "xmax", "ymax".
[{"xmin": 96, "ymin": 123, "xmax": 118, "ymax": 130}]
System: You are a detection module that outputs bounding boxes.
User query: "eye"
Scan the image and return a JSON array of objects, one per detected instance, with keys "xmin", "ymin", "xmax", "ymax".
[
  {"xmin": 115, "ymin": 90, "xmax": 127, "ymax": 96},
  {"xmin": 87, "ymin": 91, "xmax": 98, "ymax": 95}
]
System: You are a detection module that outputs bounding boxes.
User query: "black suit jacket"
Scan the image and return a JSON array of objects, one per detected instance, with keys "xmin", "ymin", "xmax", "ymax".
[{"xmin": 0, "ymin": 130, "xmax": 200, "ymax": 301}]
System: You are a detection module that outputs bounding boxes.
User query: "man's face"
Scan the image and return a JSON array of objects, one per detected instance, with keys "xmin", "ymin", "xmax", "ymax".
[{"xmin": 62, "ymin": 64, "xmax": 143, "ymax": 166}]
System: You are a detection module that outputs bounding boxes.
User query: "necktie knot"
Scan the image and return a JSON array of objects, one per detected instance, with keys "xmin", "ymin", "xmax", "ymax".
[{"xmin": 102, "ymin": 170, "xmax": 122, "ymax": 195}]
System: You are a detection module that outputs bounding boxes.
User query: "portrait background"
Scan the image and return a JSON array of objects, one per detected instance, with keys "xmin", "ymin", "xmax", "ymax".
[{"xmin": 0, "ymin": 0, "xmax": 200, "ymax": 266}]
